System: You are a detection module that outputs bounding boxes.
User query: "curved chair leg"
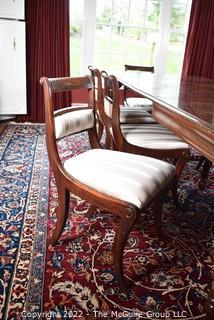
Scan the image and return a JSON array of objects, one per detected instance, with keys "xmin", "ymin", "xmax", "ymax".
[
  {"xmin": 113, "ymin": 210, "xmax": 136, "ymax": 291},
  {"xmin": 50, "ymin": 186, "xmax": 70, "ymax": 245},
  {"xmin": 172, "ymin": 150, "xmax": 190, "ymax": 207},
  {"xmin": 175, "ymin": 150, "xmax": 191, "ymax": 179}
]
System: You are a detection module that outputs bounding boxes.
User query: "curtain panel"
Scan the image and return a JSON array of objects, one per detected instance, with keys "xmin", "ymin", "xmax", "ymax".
[
  {"xmin": 18, "ymin": 0, "xmax": 70, "ymax": 123},
  {"xmin": 181, "ymin": 0, "xmax": 214, "ymax": 80}
]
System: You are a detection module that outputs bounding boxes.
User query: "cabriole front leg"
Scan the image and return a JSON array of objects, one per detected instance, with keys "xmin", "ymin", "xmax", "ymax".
[{"xmin": 112, "ymin": 208, "xmax": 136, "ymax": 292}]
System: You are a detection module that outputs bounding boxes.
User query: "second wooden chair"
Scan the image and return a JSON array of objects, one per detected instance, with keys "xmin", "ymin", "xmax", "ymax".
[
  {"xmin": 102, "ymin": 73, "xmax": 191, "ymax": 204},
  {"xmin": 88, "ymin": 65, "xmax": 156, "ymax": 148}
]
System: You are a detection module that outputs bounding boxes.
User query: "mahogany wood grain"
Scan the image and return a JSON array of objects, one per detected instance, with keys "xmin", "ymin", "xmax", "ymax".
[
  {"xmin": 40, "ymin": 75, "xmax": 176, "ymax": 292},
  {"xmin": 117, "ymin": 72, "xmax": 214, "ymax": 316},
  {"xmin": 118, "ymin": 73, "xmax": 214, "ymax": 162}
]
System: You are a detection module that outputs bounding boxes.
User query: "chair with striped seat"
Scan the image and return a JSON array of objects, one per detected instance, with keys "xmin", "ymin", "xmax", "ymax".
[
  {"xmin": 123, "ymin": 64, "xmax": 154, "ymax": 113},
  {"xmin": 102, "ymin": 73, "xmax": 191, "ymax": 204},
  {"xmin": 40, "ymin": 75, "xmax": 176, "ymax": 291},
  {"xmin": 88, "ymin": 65, "xmax": 156, "ymax": 149}
]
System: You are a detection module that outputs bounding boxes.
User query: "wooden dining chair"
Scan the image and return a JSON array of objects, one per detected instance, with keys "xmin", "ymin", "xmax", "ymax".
[
  {"xmin": 123, "ymin": 64, "xmax": 155, "ymax": 113},
  {"xmin": 40, "ymin": 75, "xmax": 176, "ymax": 290},
  {"xmin": 88, "ymin": 65, "xmax": 156, "ymax": 149},
  {"xmin": 102, "ymin": 73, "xmax": 191, "ymax": 204}
]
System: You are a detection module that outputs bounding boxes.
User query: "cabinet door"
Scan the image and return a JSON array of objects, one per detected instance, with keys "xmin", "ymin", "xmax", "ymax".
[
  {"xmin": 0, "ymin": 0, "xmax": 24, "ymax": 20},
  {"xmin": 0, "ymin": 20, "xmax": 26, "ymax": 115}
]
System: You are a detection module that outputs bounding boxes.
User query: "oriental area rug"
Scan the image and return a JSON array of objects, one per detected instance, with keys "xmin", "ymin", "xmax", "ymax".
[
  {"xmin": 0, "ymin": 124, "xmax": 49, "ymax": 319},
  {"xmin": 0, "ymin": 124, "xmax": 213, "ymax": 320}
]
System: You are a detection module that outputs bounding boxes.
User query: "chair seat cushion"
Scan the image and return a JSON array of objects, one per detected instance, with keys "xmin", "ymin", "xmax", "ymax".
[
  {"xmin": 54, "ymin": 107, "xmax": 94, "ymax": 139},
  {"xmin": 64, "ymin": 149, "xmax": 175, "ymax": 209},
  {"xmin": 121, "ymin": 124, "xmax": 189, "ymax": 150},
  {"xmin": 104, "ymin": 99, "xmax": 156, "ymax": 124},
  {"xmin": 125, "ymin": 97, "xmax": 153, "ymax": 113},
  {"xmin": 120, "ymin": 107, "xmax": 156, "ymax": 124}
]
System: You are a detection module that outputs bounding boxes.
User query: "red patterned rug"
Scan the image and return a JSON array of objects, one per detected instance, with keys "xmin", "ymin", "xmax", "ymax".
[
  {"xmin": 0, "ymin": 125, "xmax": 213, "ymax": 320},
  {"xmin": 42, "ymin": 133, "xmax": 213, "ymax": 320}
]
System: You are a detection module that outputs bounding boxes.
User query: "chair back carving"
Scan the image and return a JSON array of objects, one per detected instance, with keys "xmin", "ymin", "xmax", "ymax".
[
  {"xmin": 88, "ymin": 66, "xmax": 113, "ymax": 147},
  {"xmin": 102, "ymin": 73, "xmax": 124, "ymax": 149}
]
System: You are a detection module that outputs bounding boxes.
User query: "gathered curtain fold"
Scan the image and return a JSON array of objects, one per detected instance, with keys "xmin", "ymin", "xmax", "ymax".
[
  {"xmin": 181, "ymin": 0, "xmax": 214, "ymax": 80},
  {"xmin": 18, "ymin": 0, "xmax": 70, "ymax": 123}
]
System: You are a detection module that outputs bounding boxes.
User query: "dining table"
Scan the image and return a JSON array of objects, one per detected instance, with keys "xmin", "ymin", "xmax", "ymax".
[
  {"xmin": 118, "ymin": 72, "xmax": 214, "ymax": 163},
  {"xmin": 117, "ymin": 71, "xmax": 214, "ymax": 319}
]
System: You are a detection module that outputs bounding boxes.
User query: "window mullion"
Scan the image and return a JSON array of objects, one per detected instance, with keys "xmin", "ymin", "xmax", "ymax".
[
  {"xmin": 82, "ymin": 0, "xmax": 97, "ymax": 73},
  {"xmin": 124, "ymin": 0, "xmax": 131, "ymax": 64},
  {"xmin": 178, "ymin": 0, "xmax": 192, "ymax": 75},
  {"xmin": 155, "ymin": 0, "xmax": 172, "ymax": 73}
]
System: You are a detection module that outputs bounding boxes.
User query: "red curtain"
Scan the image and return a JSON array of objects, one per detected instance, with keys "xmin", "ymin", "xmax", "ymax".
[
  {"xmin": 18, "ymin": 0, "xmax": 70, "ymax": 123},
  {"xmin": 181, "ymin": 0, "xmax": 214, "ymax": 80}
]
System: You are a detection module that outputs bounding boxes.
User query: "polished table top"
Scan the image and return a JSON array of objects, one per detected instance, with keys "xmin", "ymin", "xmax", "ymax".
[
  {"xmin": 118, "ymin": 72, "xmax": 214, "ymax": 162},
  {"xmin": 119, "ymin": 72, "xmax": 214, "ymax": 126}
]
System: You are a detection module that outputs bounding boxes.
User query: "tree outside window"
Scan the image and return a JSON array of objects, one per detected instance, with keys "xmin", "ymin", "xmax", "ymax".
[{"xmin": 69, "ymin": 0, "xmax": 191, "ymax": 76}]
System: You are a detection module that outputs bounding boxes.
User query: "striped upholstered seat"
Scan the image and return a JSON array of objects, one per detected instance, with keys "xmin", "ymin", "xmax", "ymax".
[
  {"xmin": 64, "ymin": 148, "xmax": 175, "ymax": 209},
  {"xmin": 120, "ymin": 107, "xmax": 156, "ymax": 124},
  {"xmin": 121, "ymin": 123, "xmax": 188, "ymax": 150},
  {"xmin": 124, "ymin": 97, "xmax": 153, "ymax": 113}
]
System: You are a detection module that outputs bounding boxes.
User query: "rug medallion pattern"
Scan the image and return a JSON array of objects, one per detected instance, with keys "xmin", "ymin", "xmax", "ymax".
[{"xmin": 0, "ymin": 125, "xmax": 213, "ymax": 320}]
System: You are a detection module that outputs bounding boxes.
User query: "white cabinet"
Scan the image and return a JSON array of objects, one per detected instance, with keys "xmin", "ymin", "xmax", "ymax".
[
  {"xmin": 0, "ymin": 0, "xmax": 26, "ymax": 116},
  {"xmin": 0, "ymin": 0, "xmax": 24, "ymax": 20},
  {"xmin": 0, "ymin": 19, "xmax": 26, "ymax": 115}
]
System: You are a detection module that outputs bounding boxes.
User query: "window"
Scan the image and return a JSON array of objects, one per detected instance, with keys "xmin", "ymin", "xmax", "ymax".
[{"xmin": 69, "ymin": 0, "xmax": 191, "ymax": 75}]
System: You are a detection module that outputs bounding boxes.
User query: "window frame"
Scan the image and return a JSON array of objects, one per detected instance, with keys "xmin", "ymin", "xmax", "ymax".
[{"xmin": 70, "ymin": 0, "xmax": 192, "ymax": 75}]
